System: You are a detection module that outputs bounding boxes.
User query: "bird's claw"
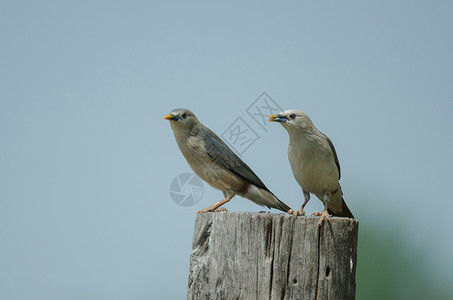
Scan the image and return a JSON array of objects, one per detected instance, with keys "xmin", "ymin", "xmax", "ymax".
[
  {"xmin": 287, "ymin": 208, "xmax": 306, "ymax": 216},
  {"xmin": 296, "ymin": 207, "xmax": 306, "ymax": 216},
  {"xmin": 312, "ymin": 210, "xmax": 331, "ymax": 229},
  {"xmin": 195, "ymin": 207, "xmax": 228, "ymax": 214},
  {"xmin": 214, "ymin": 207, "xmax": 228, "ymax": 212}
]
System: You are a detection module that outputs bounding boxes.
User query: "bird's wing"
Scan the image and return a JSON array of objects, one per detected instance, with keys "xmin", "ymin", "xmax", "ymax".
[
  {"xmin": 200, "ymin": 127, "xmax": 269, "ymax": 191},
  {"xmin": 322, "ymin": 133, "xmax": 341, "ymax": 180}
]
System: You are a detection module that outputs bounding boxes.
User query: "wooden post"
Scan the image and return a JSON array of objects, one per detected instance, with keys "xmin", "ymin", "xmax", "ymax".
[{"xmin": 187, "ymin": 212, "xmax": 358, "ymax": 300}]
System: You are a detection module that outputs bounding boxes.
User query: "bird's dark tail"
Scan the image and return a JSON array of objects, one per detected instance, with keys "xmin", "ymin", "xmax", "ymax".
[
  {"xmin": 264, "ymin": 188, "xmax": 292, "ymax": 212},
  {"xmin": 328, "ymin": 197, "xmax": 354, "ymax": 219},
  {"xmin": 273, "ymin": 197, "xmax": 292, "ymax": 213},
  {"xmin": 245, "ymin": 185, "xmax": 292, "ymax": 213},
  {"xmin": 262, "ymin": 189, "xmax": 292, "ymax": 213}
]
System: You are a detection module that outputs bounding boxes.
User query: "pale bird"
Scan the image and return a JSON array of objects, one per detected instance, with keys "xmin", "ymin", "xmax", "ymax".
[{"xmin": 268, "ymin": 109, "xmax": 354, "ymax": 225}]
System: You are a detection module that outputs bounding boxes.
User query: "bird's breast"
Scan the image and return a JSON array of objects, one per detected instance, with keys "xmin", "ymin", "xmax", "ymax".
[{"xmin": 288, "ymin": 142, "xmax": 338, "ymax": 194}]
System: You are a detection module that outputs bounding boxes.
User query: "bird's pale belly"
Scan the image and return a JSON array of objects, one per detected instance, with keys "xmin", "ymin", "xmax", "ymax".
[{"xmin": 290, "ymin": 157, "xmax": 338, "ymax": 194}]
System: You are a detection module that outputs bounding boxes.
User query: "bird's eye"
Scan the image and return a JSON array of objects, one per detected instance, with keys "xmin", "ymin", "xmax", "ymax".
[
  {"xmin": 181, "ymin": 113, "xmax": 187, "ymax": 119},
  {"xmin": 290, "ymin": 113, "xmax": 296, "ymax": 119}
]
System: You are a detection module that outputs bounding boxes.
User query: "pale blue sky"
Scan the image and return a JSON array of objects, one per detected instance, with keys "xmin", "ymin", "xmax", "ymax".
[{"xmin": 1, "ymin": 1, "xmax": 452, "ymax": 299}]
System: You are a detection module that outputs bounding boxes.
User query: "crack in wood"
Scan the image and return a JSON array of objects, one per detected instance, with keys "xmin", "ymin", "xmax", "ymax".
[{"xmin": 315, "ymin": 226, "xmax": 322, "ymax": 300}]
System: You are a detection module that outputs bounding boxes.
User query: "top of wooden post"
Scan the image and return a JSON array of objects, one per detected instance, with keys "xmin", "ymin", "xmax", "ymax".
[{"xmin": 188, "ymin": 212, "xmax": 359, "ymax": 300}]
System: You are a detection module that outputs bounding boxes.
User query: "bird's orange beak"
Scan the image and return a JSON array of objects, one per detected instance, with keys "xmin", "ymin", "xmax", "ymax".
[
  {"xmin": 164, "ymin": 114, "xmax": 172, "ymax": 120},
  {"xmin": 268, "ymin": 114, "xmax": 278, "ymax": 122},
  {"xmin": 268, "ymin": 114, "xmax": 287, "ymax": 123}
]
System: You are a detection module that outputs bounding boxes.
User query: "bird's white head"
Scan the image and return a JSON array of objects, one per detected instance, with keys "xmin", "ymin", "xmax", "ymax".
[
  {"xmin": 268, "ymin": 109, "xmax": 313, "ymax": 132},
  {"xmin": 164, "ymin": 108, "xmax": 199, "ymax": 131}
]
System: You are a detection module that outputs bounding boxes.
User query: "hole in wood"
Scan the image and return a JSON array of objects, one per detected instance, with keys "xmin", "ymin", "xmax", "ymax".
[
  {"xmin": 326, "ymin": 266, "xmax": 331, "ymax": 277},
  {"xmin": 293, "ymin": 278, "xmax": 298, "ymax": 284}
]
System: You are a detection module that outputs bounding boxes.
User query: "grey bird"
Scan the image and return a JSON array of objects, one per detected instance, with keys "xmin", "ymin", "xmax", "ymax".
[
  {"xmin": 268, "ymin": 109, "xmax": 354, "ymax": 222},
  {"xmin": 164, "ymin": 108, "xmax": 291, "ymax": 213}
]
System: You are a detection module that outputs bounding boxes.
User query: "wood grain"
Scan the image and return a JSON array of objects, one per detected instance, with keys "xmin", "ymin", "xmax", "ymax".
[{"xmin": 187, "ymin": 212, "xmax": 358, "ymax": 300}]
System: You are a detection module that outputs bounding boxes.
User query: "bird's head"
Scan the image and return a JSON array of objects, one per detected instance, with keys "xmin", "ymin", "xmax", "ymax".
[
  {"xmin": 164, "ymin": 108, "xmax": 198, "ymax": 130},
  {"xmin": 268, "ymin": 109, "xmax": 313, "ymax": 132}
]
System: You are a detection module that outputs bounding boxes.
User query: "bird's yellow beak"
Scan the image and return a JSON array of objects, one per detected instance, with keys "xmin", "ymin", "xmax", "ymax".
[
  {"xmin": 164, "ymin": 114, "xmax": 172, "ymax": 120},
  {"xmin": 268, "ymin": 114, "xmax": 278, "ymax": 122},
  {"xmin": 268, "ymin": 114, "xmax": 287, "ymax": 123}
]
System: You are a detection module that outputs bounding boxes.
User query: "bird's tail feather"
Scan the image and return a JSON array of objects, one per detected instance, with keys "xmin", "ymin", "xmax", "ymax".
[
  {"xmin": 328, "ymin": 197, "xmax": 354, "ymax": 219},
  {"xmin": 267, "ymin": 192, "xmax": 292, "ymax": 213},
  {"xmin": 243, "ymin": 185, "xmax": 291, "ymax": 213}
]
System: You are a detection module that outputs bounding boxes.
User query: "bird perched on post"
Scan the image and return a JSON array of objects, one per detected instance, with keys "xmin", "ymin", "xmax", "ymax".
[
  {"xmin": 164, "ymin": 108, "xmax": 291, "ymax": 213},
  {"xmin": 268, "ymin": 109, "xmax": 354, "ymax": 225}
]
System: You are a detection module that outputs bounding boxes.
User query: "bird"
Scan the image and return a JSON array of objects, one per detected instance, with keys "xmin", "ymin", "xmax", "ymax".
[
  {"xmin": 164, "ymin": 108, "xmax": 292, "ymax": 213},
  {"xmin": 268, "ymin": 109, "xmax": 354, "ymax": 225}
]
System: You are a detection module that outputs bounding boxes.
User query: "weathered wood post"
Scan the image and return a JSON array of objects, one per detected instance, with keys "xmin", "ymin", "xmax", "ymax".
[{"xmin": 187, "ymin": 212, "xmax": 358, "ymax": 300}]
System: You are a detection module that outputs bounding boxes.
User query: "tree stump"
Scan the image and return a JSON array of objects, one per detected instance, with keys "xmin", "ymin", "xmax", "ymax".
[{"xmin": 187, "ymin": 212, "xmax": 358, "ymax": 300}]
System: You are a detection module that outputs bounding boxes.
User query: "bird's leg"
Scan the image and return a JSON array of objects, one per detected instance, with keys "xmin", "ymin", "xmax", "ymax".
[
  {"xmin": 298, "ymin": 191, "xmax": 311, "ymax": 215},
  {"xmin": 289, "ymin": 191, "xmax": 310, "ymax": 216},
  {"xmin": 312, "ymin": 210, "xmax": 331, "ymax": 229},
  {"xmin": 195, "ymin": 195, "xmax": 234, "ymax": 213},
  {"xmin": 311, "ymin": 192, "xmax": 332, "ymax": 229}
]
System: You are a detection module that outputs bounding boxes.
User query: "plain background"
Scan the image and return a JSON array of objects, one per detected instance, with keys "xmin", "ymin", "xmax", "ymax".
[{"xmin": 1, "ymin": 1, "xmax": 452, "ymax": 299}]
